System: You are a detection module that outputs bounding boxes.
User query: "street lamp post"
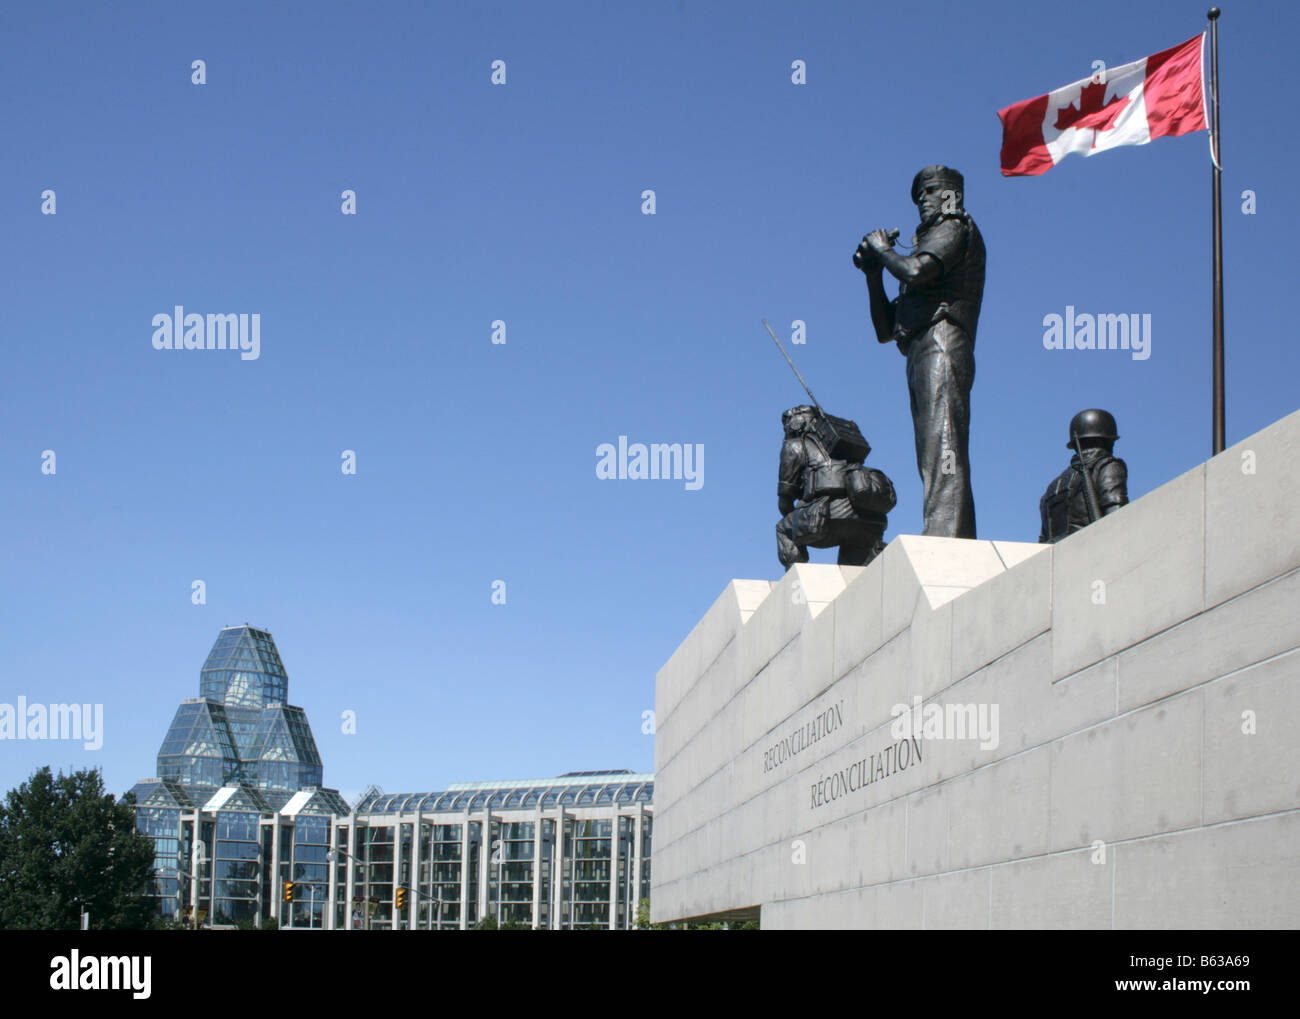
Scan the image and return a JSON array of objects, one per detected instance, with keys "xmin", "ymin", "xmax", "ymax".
[
  {"xmin": 193, "ymin": 841, "xmax": 207, "ymax": 930},
  {"xmin": 326, "ymin": 842, "xmax": 452, "ymax": 931},
  {"xmin": 326, "ymin": 845, "xmax": 358, "ymax": 930},
  {"xmin": 493, "ymin": 838, "xmax": 503, "ymax": 925},
  {"xmin": 327, "ymin": 844, "xmax": 386, "ymax": 931}
]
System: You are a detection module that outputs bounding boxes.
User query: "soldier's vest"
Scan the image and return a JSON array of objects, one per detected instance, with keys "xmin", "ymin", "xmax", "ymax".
[
  {"xmin": 801, "ymin": 431, "xmax": 848, "ymax": 501},
  {"xmin": 894, "ymin": 213, "xmax": 986, "ymax": 344},
  {"xmin": 1041, "ymin": 453, "xmax": 1118, "ymax": 542}
]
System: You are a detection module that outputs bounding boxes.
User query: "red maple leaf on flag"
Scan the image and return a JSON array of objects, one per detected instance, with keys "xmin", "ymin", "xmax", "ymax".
[{"xmin": 1054, "ymin": 79, "xmax": 1130, "ymax": 146}]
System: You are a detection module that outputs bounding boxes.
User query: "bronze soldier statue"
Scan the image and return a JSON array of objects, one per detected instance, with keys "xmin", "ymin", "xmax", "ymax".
[
  {"xmin": 1039, "ymin": 409, "xmax": 1129, "ymax": 543},
  {"xmin": 776, "ymin": 405, "xmax": 896, "ymax": 569},
  {"xmin": 855, "ymin": 166, "xmax": 985, "ymax": 539}
]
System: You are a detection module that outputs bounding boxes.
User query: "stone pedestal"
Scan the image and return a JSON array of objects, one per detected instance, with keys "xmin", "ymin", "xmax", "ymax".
[{"xmin": 652, "ymin": 409, "xmax": 1300, "ymax": 929}]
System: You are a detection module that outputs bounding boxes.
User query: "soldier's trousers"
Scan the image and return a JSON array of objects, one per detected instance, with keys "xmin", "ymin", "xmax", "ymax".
[
  {"xmin": 777, "ymin": 498, "xmax": 886, "ymax": 569},
  {"xmin": 904, "ymin": 320, "xmax": 976, "ymax": 538}
]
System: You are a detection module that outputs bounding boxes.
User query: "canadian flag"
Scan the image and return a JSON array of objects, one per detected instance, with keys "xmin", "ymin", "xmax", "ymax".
[{"xmin": 998, "ymin": 35, "xmax": 1208, "ymax": 176}]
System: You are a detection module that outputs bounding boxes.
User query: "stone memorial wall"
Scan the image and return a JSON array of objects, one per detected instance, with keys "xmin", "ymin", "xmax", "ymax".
[{"xmin": 652, "ymin": 409, "xmax": 1300, "ymax": 929}]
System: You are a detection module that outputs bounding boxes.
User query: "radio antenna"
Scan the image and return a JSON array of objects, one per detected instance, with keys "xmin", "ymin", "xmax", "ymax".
[{"xmin": 762, "ymin": 318, "xmax": 823, "ymax": 415}]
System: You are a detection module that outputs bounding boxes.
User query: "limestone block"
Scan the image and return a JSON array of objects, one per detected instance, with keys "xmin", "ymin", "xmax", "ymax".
[
  {"xmin": 1048, "ymin": 690, "xmax": 1203, "ymax": 852},
  {"xmin": 742, "ymin": 638, "xmax": 803, "ymax": 753},
  {"xmin": 734, "ymin": 578, "xmax": 775, "ymax": 623},
  {"xmin": 881, "ymin": 539, "xmax": 924, "ymax": 643},
  {"xmin": 818, "ymin": 885, "xmax": 879, "ymax": 930},
  {"xmin": 853, "ymin": 797, "xmax": 907, "ymax": 888},
  {"xmin": 992, "ymin": 540, "xmax": 1050, "ymax": 570},
  {"xmin": 658, "ymin": 579, "xmax": 763, "ymax": 721},
  {"xmin": 791, "ymin": 716, "xmax": 931, "ymax": 834},
  {"xmin": 737, "ymin": 566, "xmax": 831, "ymax": 682},
  {"xmin": 699, "ymin": 634, "xmax": 742, "ymax": 726},
  {"xmin": 1015, "ymin": 651, "xmax": 1116, "ymax": 757},
  {"xmin": 695, "ymin": 689, "xmax": 742, "ymax": 793},
  {"xmin": 950, "ymin": 543, "xmax": 1051, "ymax": 681},
  {"xmin": 797, "ymin": 592, "xmax": 839, "ymax": 706},
  {"xmin": 904, "ymin": 783, "xmax": 950, "ymax": 878},
  {"xmin": 989, "ymin": 848, "xmax": 1112, "ymax": 929},
  {"xmin": 912, "ymin": 599, "xmax": 955, "ymax": 701},
  {"xmin": 946, "ymin": 746, "xmax": 1051, "ymax": 870},
  {"xmin": 920, "ymin": 867, "xmax": 991, "ymax": 929},
  {"xmin": 882, "ymin": 536, "xmax": 1004, "ymax": 647},
  {"xmin": 773, "ymin": 823, "xmax": 817, "ymax": 902},
  {"xmin": 1202, "ymin": 650, "xmax": 1300, "ymax": 823},
  {"xmin": 733, "ymin": 795, "xmax": 760, "ymax": 860},
  {"xmin": 868, "ymin": 879, "xmax": 925, "ymax": 930},
  {"xmin": 749, "ymin": 678, "xmax": 857, "ymax": 805},
  {"xmin": 1205, "ymin": 407, "xmax": 1300, "ymax": 607},
  {"xmin": 851, "ymin": 633, "xmax": 912, "ymax": 738},
  {"xmin": 659, "ymin": 639, "xmax": 734, "ymax": 770},
  {"xmin": 1051, "ymin": 464, "xmax": 1205, "ymax": 680},
  {"xmin": 1118, "ymin": 567, "xmax": 1300, "ymax": 713},
  {"xmin": 760, "ymin": 889, "xmax": 863, "ymax": 930},
  {"xmin": 747, "ymin": 841, "xmax": 783, "ymax": 910},
  {"xmin": 790, "ymin": 561, "xmax": 852, "ymax": 606},
  {"xmin": 898, "ymin": 535, "xmax": 1009, "ymax": 598},
  {"xmin": 833, "ymin": 560, "xmax": 885, "ymax": 681},
  {"xmin": 944, "ymin": 636, "xmax": 1115, "ymax": 772},
  {"xmin": 809, "ymin": 820, "xmax": 855, "ymax": 897},
  {"xmin": 1114, "ymin": 812, "xmax": 1300, "ymax": 929}
]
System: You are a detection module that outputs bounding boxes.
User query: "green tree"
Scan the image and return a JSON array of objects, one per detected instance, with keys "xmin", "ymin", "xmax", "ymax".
[{"xmin": 0, "ymin": 766, "xmax": 155, "ymax": 930}]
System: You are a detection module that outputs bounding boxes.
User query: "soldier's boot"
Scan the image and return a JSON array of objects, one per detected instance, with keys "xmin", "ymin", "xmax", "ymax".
[{"xmin": 777, "ymin": 523, "xmax": 808, "ymax": 570}]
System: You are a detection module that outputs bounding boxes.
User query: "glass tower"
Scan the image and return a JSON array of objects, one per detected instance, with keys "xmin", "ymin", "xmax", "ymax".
[
  {"xmin": 132, "ymin": 625, "xmax": 347, "ymax": 925},
  {"xmin": 147, "ymin": 624, "xmax": 323, "ymax": 809}
]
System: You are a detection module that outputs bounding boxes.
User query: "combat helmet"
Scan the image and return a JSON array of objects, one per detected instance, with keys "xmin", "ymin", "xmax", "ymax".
[{"xmin": 1067, "ymin": 408, "xmax": 1120, "ymax": 448}]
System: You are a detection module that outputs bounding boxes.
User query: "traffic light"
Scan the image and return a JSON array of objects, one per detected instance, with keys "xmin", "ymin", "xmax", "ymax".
[
  {"xmin": 395, "ymin": 887, "xmax": 407, "ymax": 910},
  {"xmin": 284, "ymin": 881, "xmax": 295, "ymax": 904}
]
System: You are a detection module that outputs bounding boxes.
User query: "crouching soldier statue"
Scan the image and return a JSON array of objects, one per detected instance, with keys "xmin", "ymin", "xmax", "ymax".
[
  {"xmin": 1038, "ymin": 408, "xmax": 1129, "ymax": 543},
  {"xmin": 776, "ymin": 405, "xmax": 896, "ymax": 569}
]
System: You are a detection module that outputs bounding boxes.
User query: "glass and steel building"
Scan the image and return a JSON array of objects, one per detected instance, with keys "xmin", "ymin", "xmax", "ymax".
[
  {"xmin": 131, "ymin": 626, "xmax": 654, "ymax": 929},
  {"xmin": 337, "ymin": 771, "xmax": 654, "ymax": 930},
  {"xmin": 130, "ymin": 624, "xmax": 349, "ymax": 926}
]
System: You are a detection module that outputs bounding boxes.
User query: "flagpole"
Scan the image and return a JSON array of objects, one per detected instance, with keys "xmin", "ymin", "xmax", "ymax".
[{"xmin": 1208, "ymin": 7, "xmax": 1224, "ymax": 454}]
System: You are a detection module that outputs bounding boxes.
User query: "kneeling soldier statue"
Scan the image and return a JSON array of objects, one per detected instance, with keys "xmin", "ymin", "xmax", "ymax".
[
  {"xmin": 1039, "ymin": 408, "xmax": 1129, "ymax": 543},
  {"xmin": 776, "ymin": 405, "xmax": 896, "ymax": 569}
]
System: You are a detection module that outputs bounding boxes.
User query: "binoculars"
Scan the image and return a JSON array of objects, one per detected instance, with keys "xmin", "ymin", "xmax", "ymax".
[{"xmin": 852, "ymin": 228, "xmax": 901, "ymax": 270}]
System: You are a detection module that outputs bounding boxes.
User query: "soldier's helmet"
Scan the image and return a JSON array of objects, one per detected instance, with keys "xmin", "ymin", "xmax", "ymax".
[
  {"xmin": 911, "ymin": 165, "xmax": 965, "ymax": 204},
  {"xmin": 782, "ymin": 405, "xmax": 817, "ymax": 433},
  {"xmin": 1067, "ymin": 408, "xmax": 1120, "ymax": 448}
]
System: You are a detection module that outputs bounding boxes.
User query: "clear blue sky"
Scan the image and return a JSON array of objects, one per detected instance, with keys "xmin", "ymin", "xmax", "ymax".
[{"xmin": 2, "ymin": 0, "xmax": 1294, "ymax": 805}]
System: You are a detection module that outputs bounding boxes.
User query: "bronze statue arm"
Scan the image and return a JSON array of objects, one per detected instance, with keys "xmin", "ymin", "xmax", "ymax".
[
  {"xmin": 863, "ymin": 268, "xmax": 896, "ymax": 344},
  {"xmin": 877, "ymin": 248, "xmax": 943, "ymax": 288},
  {"xmin": 1097, "ymin": 460, "xmax": 1129, "ymax": 515},
  {"xmin": 778, "ymin": 439, "xmax": 803, "ymax": 516},
  {"xmin": 863, "ymin": 228, "xmax": 944, "ymax": 288}
]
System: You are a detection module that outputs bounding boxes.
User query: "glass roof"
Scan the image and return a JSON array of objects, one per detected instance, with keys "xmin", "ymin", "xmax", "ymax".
[
  {"xmin": 200, "ymin": 625, "xmax": 289, "ymax": 708},
  {"xmin": 354, "ymin": 773, "xmax": 654, "ymax": 815}
]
